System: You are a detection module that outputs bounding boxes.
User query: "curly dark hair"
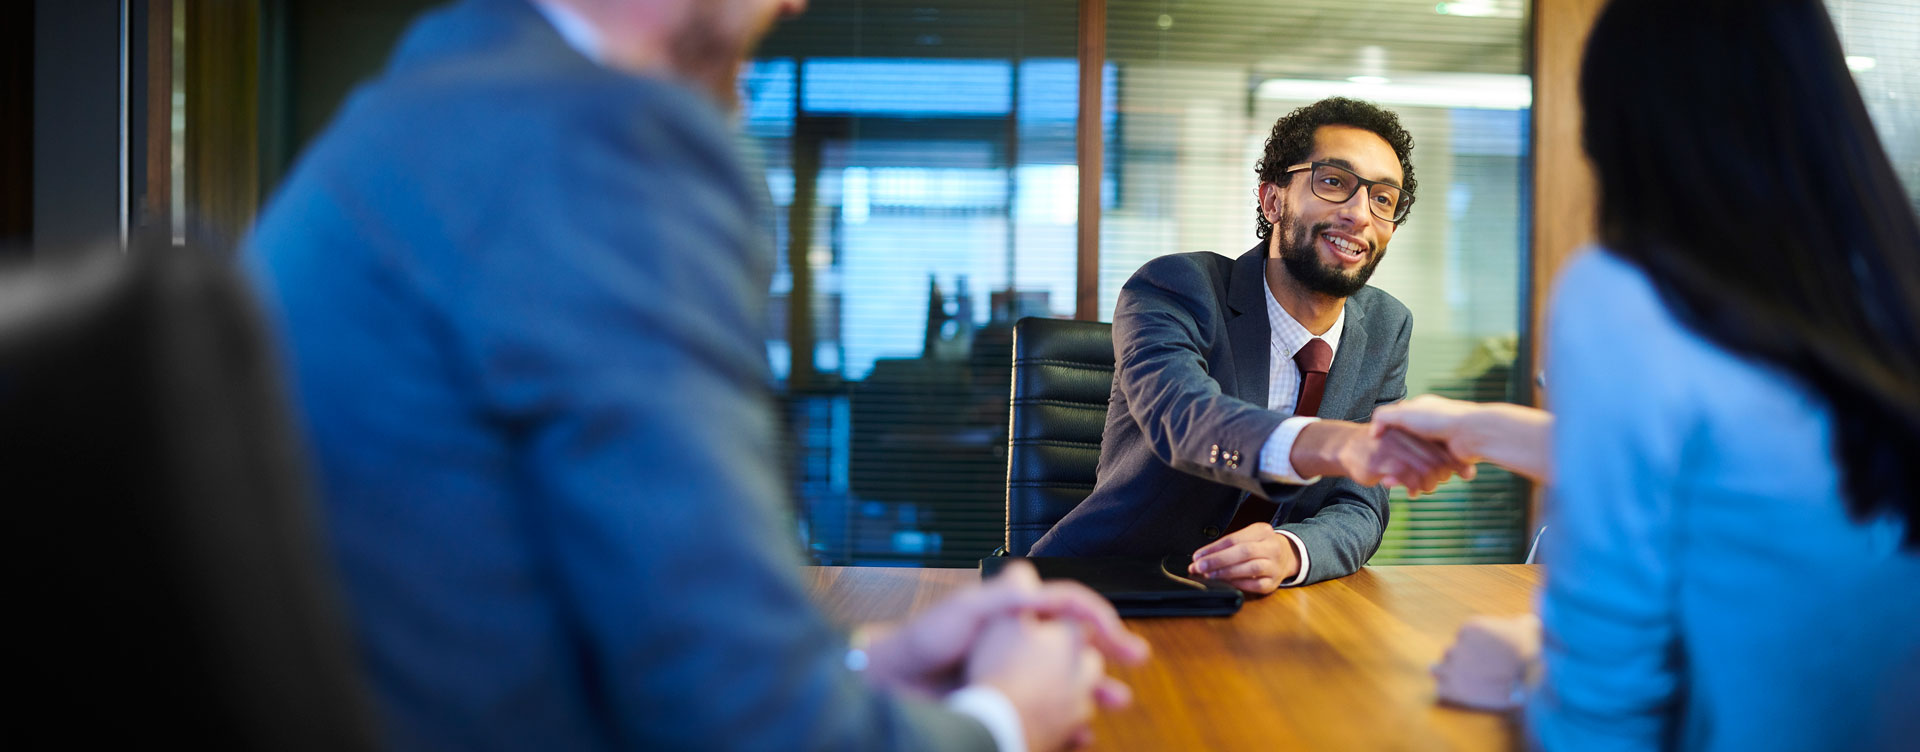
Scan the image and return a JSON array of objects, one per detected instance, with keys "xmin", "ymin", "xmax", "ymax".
[{"xmin": 1253, "ymin": 97, "xmax": 1418, "ymax": 239}]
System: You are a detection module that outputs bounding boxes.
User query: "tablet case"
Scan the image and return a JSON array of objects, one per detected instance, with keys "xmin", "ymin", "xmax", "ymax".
[{"xmin": 979, "ymin": 555, "xmax": 1243, "ymax": 617}]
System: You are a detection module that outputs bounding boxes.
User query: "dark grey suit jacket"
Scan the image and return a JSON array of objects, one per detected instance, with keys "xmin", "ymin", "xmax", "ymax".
[{"xmin": 1029, "ymin": 243, "xmax": 1410, "ymax": 585}]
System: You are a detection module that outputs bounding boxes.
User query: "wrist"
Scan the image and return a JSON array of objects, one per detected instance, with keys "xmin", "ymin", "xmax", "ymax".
[
  {"xmin": 1453, "ymin": 410, "xmax": 1497, "ymax": 461},
  {"xmin": 947, "ymin": 685, "xmax": 1029, "ymax": 752},
  {"xmin": 1289, "ymin": 421, "xmax": 1350, "ymax": 477},
  {"xmin": 1272, "ymin": 528, "xmax": 1306, "ymax": 582},
  {"xmin": 852, "ymin": 624, "xmax": 909, "ymax": 690},
  {"xmin": 971, "ymin": 674, "xmax": 1045, "ymax": 752}
]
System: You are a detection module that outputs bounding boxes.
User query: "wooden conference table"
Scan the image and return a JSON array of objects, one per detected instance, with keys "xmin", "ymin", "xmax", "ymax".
[{"xmin": 808, "ymin": 564, "xmax": 1541, "ymax": 751}]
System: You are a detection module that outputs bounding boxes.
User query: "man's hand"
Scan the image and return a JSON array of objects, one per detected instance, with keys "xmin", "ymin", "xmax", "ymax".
[
  {"xmin": 859, "ymin": 560, "xmax": 1149, "ymax": 697},
  {"xmin": 1292, "ymin": 419, "xmax": 1470, "ymax": 497},
  {"xmin": 1431, "ymin": 613, "xmax": 1542, "ymax": 712},
  {"xmin": 1186, "ymin": 522, "xmax": 1297, "ymax": 594},
  {"xmin": 966, "ymin": 614, "xmax": 1133, "ymax": 751}
]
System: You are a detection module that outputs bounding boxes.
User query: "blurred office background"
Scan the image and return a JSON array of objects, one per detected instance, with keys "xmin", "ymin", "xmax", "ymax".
[
  {"xmin": 6, "ymin": 0, "xmax": 1917, "ymax": 567},
  {"xmin": 750, "ymin": 0, "xmax": 1538, "ymax": 566}
]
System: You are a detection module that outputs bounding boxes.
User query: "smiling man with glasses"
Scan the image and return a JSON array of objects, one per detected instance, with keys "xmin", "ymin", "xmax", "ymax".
[{"xmin": 1031, "ymin": 97, "xmax": 1466, "ymax": 593}]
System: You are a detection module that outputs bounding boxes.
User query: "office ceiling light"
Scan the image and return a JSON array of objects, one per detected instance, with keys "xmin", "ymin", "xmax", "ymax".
[
  {"xmin": 1847, "ymin": 56, "xmax": 1877, "ymax": 72},
  {"xmin": 1257, "ymin": 73, "xmax": 1531, "ymax": 110},
  {"xmin": 1346, "ymin": 75, "xmax": 1390, "ymax": 85},
  {"xmin": 1435, "ymin": 0, "xmax": 1521, "ymax": 19}
]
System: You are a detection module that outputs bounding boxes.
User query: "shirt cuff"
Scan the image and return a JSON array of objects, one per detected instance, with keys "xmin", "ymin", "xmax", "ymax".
[
  {"xmin": 1259, "ymin": 416, "xmax": 1324, "ymax": 485},
  {"xmin": 1274, "ymin": 528, "xmax": 1311, "ymax": 587},
  {"xmin": 947, "ymin": 685, "xmax": 1026, "ymax": 752}
]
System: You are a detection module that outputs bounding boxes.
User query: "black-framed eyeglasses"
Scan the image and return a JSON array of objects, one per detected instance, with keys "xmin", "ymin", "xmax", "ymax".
[{"xmin": 1283, "ymin": 161, "xmax": 1413, "ymax": 224}]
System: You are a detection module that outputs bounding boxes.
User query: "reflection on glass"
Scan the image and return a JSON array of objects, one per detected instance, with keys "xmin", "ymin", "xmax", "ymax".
[{"xmin": 171, "ymin": 0, "xmax": 186, "ymax": 245}]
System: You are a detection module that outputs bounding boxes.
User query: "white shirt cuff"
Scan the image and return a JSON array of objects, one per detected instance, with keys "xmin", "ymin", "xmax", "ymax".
[
  {"xmin": 1259, "ymin": 416, "xmax": 1323, "ymax": 485},
  {"xmin": 947, "ymin": 685, "xmax": 1026, "ymax": 752},
  {"xmin": 1274, "ymin": 528, "xmax": 1311, "ymax": 587}
]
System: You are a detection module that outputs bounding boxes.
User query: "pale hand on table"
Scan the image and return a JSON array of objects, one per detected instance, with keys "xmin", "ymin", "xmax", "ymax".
[
  {"xmin": 968, "ymin": 612, "xmax": 1133, "ymax": 751},
  {"xmin": 859, "ymin": 559, "xmax": 1148, "ymax": 696},
  {"xmin": 1432, "ymin": 613, "xmax": 1542, "ymax": 712}
]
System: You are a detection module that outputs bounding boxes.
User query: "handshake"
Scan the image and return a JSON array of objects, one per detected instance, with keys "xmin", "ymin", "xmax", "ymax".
[
  {"xmin": 1187, "ymin": 396, "xmax": 1553, "ymax": 595},
  {"xmin": 1296, "ymin": 394, "xmax": 1553, "ymax": 496}
]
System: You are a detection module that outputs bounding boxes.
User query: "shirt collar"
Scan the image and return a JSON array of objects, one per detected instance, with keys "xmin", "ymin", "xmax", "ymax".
[
  {"xmin": 532, "ymin": 1, "xmax": 604, "ymax": 64},
  {"xmin": 1264, "ymin": 267, "xmax": 1346, "ymax": 360}
]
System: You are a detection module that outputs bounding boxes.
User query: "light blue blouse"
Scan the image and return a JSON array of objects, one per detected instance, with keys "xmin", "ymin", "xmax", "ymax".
[{"xmin": 1529, "ymin": 249, "xmax": 1920, "ymax": 750}]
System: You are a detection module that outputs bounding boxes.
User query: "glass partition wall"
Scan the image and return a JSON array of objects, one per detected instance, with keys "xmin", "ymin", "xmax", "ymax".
[
  {"xmin": 751, "ymin": 0, "xmax": 1535, "ymax": 566},
  {"xmin": 149, "ymin": 0, "xmax": 1920, "ymax": 568},
  {"xmin": 1828, "ymin": 0, "xmax": 1920, "ymax": 213},
  {"xmin": 1097, "ymin": 0, "xmax": 1533, "ymax": 563},
  {"xmin": 750, "ymin": 1, "xmax": 1087, "ymax": 565}
]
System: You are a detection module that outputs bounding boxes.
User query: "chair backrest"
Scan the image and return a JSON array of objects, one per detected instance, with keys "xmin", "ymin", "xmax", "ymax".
[
  {"xmin": 1004, "ymin": 317, "xmax": 1114, "ymax": 555},
  {"xmin": 1, "ymin": 243, "xmax": 380, "ymax": 749}
]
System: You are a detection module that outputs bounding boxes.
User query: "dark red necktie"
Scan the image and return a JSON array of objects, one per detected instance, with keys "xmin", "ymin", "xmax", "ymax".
[
  {"xmin": 1224, "ymin": 337, "xmax": 1333, "ymax": 533},
  {"xmin": 1292, "ymin": 337, "xmax": 1333, "ymax": 418}
]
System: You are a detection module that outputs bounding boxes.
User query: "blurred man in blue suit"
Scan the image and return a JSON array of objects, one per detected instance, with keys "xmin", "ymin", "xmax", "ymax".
[{"xmin": 244, "ymin": 1, "xmax": 1146, "ymax": 750}]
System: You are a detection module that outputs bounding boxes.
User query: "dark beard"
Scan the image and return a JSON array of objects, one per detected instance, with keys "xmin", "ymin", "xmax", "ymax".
[{"xmin": 1276, "ymin": 216, "xmax": 1383, "ymax": 299}]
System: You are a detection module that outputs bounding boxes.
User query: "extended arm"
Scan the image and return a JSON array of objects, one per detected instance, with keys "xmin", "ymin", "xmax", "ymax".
[
  {"xmin": 1109, "ymin": 258, "xmax": 1292, "ymax": 496},
  {"xmin": 1193, "ymin": 311, "xmax": 1428, "ymax": 589},
  {"xmin": 1371, "ymin": 395, "xmax": 1554, "ymax": 483},
  {"xmin": 1272, "ymin": 311, "xmax": 1414, "ymax": 585}
]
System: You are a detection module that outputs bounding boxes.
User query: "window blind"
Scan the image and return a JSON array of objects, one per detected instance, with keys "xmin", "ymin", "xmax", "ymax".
[
  {"xmin": 1829, "ymin": 0, "xmax": 1920, "ymax": 214},
  {"xmin": 750, "ymin": 1, "xmax": 1086, "ymax": 566}
]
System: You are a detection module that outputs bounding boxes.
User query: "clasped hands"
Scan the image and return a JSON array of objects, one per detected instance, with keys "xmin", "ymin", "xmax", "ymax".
[{"xmin": 856, "ymin": 560, "xmax": 1150, "ymax": 752}]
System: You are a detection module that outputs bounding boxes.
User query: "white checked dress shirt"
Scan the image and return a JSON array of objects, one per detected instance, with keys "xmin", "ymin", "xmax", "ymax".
[{"xmin": 1253, "ymin": 265, "xmax": 1345, "ymax": 586}]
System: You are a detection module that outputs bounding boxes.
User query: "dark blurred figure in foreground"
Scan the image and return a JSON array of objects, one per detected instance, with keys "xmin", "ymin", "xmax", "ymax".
[
  {"xmin": 242, "ymin": 1, "xmax": 1146, "ymax": 750},
  {"xmin": 1418, "ymin": 0, "xmax": 1920, "ymax": 748},
  {"xmin": 6, "ymin": 241, "xmax": 379, "ymax": 750}
]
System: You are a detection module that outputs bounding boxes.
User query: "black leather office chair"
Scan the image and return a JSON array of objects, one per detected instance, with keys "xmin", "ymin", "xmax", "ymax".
[
  {"xmin": 1, "ymin": 242, "xmax": 380, "ymax": 749},
  {"xmin": 1003, "ymin": 317, "xmax": 1114, "ymax": 555}
]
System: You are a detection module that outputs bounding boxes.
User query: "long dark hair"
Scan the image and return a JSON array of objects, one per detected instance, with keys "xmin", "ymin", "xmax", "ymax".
[{"xmin": 1582, "ymin": 0, "xmax": 1920, "ymax": 542}]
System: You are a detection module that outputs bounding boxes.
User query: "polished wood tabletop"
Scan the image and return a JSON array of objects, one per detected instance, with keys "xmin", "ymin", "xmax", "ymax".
[{"xmin": 808, "ymin": 564, "xmax": 1540, "ymax": 751}]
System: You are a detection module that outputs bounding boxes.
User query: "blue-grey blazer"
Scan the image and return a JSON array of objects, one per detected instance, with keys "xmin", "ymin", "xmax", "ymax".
[
  {"xmin": 244, "ymin": 0, "xmax": 994, "ymax": 749},
  {"xmin": 1031, "ymin": 243, "xmax": 1411, "ymax": 585}
]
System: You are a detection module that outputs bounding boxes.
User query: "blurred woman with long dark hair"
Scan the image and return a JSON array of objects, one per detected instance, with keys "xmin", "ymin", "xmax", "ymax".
[{"xmin": 1418, "ymin": 0, "xmax": 1920, "ymax": 747}]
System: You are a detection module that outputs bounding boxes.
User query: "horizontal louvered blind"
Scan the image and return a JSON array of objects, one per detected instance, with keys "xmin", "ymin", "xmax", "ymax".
[
  {"xmin": 748, "ymin": 1, "xmax": 1087, "ymax": 567},
  {"xmin": 1828, "ymin": 0, "xmax": 1920, "ymax": 213}
]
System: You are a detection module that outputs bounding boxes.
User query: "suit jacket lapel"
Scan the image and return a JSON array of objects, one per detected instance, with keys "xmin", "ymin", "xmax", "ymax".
[
  {"xmin": 1225, "ymin": 243, "xmax": 1271, "ymax": 408},
  {"xmin": 1320, "ymin": 295, "xmax": 1371, "ymax": 420}
]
